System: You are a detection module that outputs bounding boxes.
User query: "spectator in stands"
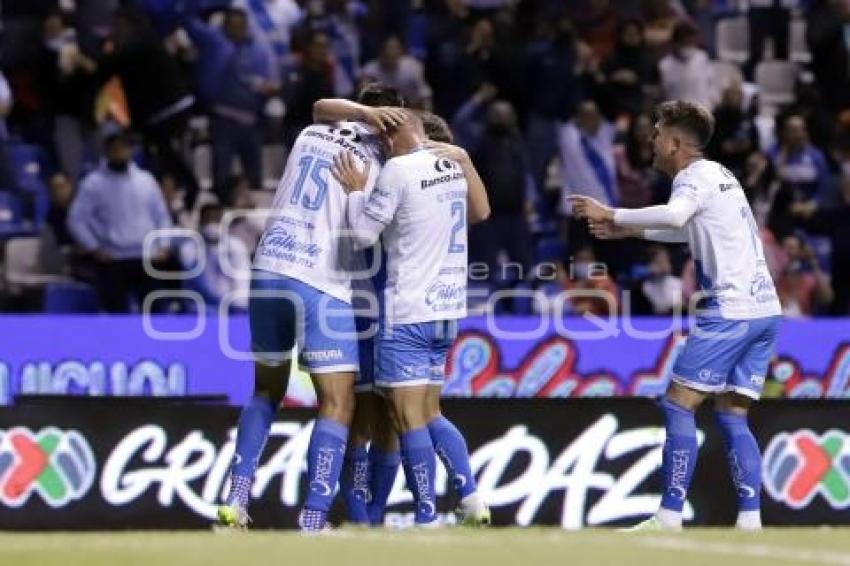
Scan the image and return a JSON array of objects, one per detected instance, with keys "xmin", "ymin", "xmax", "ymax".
[
  {"xmin": 576, "ymin": 0, "xmax": 621, "ymax": 62},
  {"xmin": 806, "ymin": 0, "xmax": 850, "ymax": 113},
  {"xmin": 46, "ymin": 173, "xmax": 75, "ymax": 248},
  {"xmin": 775, "ymin": 233, "xmax": 834, "ymax": 316},
  {"xmin": 792, "ymin": 176, "xmax": 850, "ymax": 315},
  {"xmin": 284, "ymin": 31, "xmax": 337, "ymax": 144},
  {"xmin": 99, "ymin": 7, "xmax": 201, "ymax": 211},
  {"xmin": 184, "ymin": 6, "xmax": 279, "ymax": 205},
  {"xmin": 234, "ymin": 0, "xmax": 302, "ymax": 65},
  {"xmin": 180, "ymin": 203, "xmax": 251, "ymax": 311},
  {"xmin": 602, "ymin": 19, "xmax": 651, "ymax": 118},
  {"xmin": 768, "ymin": 115, "xmax": 833, "ymax": 205},
  {"xmin": 361, "ymin": 36, "xmax": 431, "ymax": 107},
  {"xmin": 564, "ymin": 245, "xmax": 620, "ymax": 315},
  {"xmin": 707, "ymin": 82, "xmax": 758, "ymax": 177},
  {"xmin": 747, "ymin": 0, "xmax": 796, "ymax": 76},
  {"xmin": 658, "ymin": 21, "xmax": 715, "ymax": 109},
  {"xmin": 67, "ymin": 130, "xmax": 173, "ymax": 313},
  {"xmin": 743, "ymin": 150, "xmax": 781, "ymax": 227},
  {"xmin": 34, "ymin": 12, "xmax": 99, "ymax": 183},
  {"xmin": 525, "ymin": 16, "xmax": 585, "ymax": 194},
  {"xmin": 425, "ymin": 0, "xmax": 474, "ymax": 118},
  {"xmin": 558, "ymin": 100, "xmax": 618, "ymax": 250},
  {"xmin": 158, "ymin": 172, "xmax": 190, "ymax": 228},
  {"xmin": 633, "ymin": 245, "xmax": 683, "ymax": 315},
  {"xmin": 0, "ymin": 69, "xmax": 14, "ymax": 192},
  {"xmin": 614, "ymin": 113, "xmax": 661, "ymax": 209},
  {"xmin": 642, "ymin": 0, "xmax": 688, "ymax": 53},
  {"xmin": 228, "ymin": 175, "xmax": 265, "ymax": 253},
  {"xmin": 455, "ymin": 97, "xmax": 534, "ymax": 289}
]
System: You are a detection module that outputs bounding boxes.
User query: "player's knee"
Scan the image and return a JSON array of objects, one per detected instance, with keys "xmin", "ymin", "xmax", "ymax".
[{"xmin": 319, "ymin": 390, "xmax": 355, "ymax": 425}]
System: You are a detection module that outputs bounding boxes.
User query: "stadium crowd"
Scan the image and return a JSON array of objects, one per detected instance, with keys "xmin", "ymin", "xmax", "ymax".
[{"xmin": 0, "ymin": 0, "xmax": 848, "ymax": 316}]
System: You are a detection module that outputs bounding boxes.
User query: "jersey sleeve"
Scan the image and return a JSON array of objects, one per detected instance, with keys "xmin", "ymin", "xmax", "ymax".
[
  {"xmin": 669, "ymin": 168, "xmax": 711, "ymax": 211},
  {"xmin": 363, "ymin": 160, "xmax": 405, "ymax": 224}
]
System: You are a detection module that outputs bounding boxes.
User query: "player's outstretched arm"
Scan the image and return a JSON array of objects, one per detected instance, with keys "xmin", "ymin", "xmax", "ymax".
[
  {"xmin": 332, "ymin": 151, "xmax": 387, "ymax": 250},
  {"xmin": 569, "ymin": 195, "xmax": 697, "ymax": 231},
  {"xmin": 312, "ymin": 99, "xmax": 407, "ymax": 132},
  {"xmin": 424, "ymin": 140, "xmax": 490, "ymax": 224}
]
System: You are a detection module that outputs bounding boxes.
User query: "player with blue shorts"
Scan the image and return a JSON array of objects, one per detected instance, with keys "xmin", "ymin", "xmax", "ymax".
[
  {"xmin": 216, "ymin": 85, "xmax": 407, "ymax": 531},
  {"xmin": 571, "ymin": 100, "xmax": 782, "ymax": 531},
  {"xmin": 331, "ymin": 111, "xmax": 490, "ymax": 527},
  {"xmin": 335, "ymin": 111, "xmax": 493, "ymax": 527}
]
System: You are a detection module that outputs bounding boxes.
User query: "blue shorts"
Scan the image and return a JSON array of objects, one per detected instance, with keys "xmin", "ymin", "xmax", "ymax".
[
  {"xmin": 375, "ymin": 320, "xmax": 458, "ymax": 389},
  {"xmin": 672, "ymin": 315, "xmax": 781, "ymax": 400},
  {"xmin": 354, "ymin": 317, "xmax": 378, "ymax": 393},
  {"xmin": 249, "ymin": 271, "xmax": 359, "ymax": 374}
]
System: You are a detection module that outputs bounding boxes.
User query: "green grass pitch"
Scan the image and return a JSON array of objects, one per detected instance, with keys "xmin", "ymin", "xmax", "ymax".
[{"xmin": 1, "ymin": 528, "xmax": 849, "ymax": 566}]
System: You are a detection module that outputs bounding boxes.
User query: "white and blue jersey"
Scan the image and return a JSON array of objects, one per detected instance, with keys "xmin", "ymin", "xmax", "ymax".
[
  {"xmin": 615, "ymin": 159, "xmax": 782, "ymax": 399},
  {"xmin": 347, "ymin": 149, "xmax": 468, "ymax": 388},
  {"xmin": 251, "ymin": 121, "xmax": 382, "ymax": 373}
]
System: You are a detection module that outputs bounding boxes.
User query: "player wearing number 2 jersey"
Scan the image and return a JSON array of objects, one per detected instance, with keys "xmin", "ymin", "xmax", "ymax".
[
  {"xmin": 571, "ymin": 100, "xmax": 781, "ymax": 532},
  {"xmin": 216, "ymin": 85, "xmax": 408, "ymax": 532}
]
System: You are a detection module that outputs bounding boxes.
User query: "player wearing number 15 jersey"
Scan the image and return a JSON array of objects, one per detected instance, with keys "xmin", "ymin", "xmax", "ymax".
[
  {"xmin": 217, "ymin": 90, "xmax": 407, "ymax": 531},
  {"xmin": 571, "ymin": 100, "xmax": 782, "ymax": 532}
]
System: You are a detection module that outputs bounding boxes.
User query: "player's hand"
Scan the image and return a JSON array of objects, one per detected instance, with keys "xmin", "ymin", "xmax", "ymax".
[
  {"xmin": 567, "ymin": 195, "xmax": 614, "ymax": 223},
  {"xmin": 365, "ymin": 106, "xmax": 408, "ymax": 132},
  {"xmin": 331, "ymin": 151, "xmax": 371, "ymax": 193},
  {"xmin": 424, "ymin": 140, "xmax": 469, "ymax": 164}
]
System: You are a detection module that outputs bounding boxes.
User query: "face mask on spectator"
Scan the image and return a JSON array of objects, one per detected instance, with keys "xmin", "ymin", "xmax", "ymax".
[
  {"xmin": 107, "ymin": 160, "xmax": 129, "ymax": 173},
  {"xmin": 202, "ymin": 223, "xmax": 220, "ymax": 244}
]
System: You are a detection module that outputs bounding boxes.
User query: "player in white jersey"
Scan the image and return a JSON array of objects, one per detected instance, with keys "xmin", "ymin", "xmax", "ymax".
[
  {"xmin": 331, "ymin": 111, "xmax": 489, "ymax": 527},
  {"xmin": 571, "ymin": 100, "xmax": 782, "ymax": 531},
  {"xmin": 217, "ymin": 85, "xmax": 407, "ymax": 531}
]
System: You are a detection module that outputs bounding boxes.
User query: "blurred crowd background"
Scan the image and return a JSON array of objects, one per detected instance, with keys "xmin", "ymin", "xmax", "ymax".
[{"xmin": 0, "ymin": 0, "xmax": 848, "ymax": 318}]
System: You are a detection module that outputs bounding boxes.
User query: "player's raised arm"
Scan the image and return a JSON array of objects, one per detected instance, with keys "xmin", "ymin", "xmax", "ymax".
[
  {"xmin": 424, "ymin": 140, "xmax": 491, "ymax": 224},
  {"xmin": 569, "ymin": 193, "xmax": 698, "ymax": 231},
  {"xmin": 312, "ymin": 99, "xmax": 407, "ymax": 131}
]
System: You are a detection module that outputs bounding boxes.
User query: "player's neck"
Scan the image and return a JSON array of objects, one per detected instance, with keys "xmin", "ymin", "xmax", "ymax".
[
  {"xmin": 391, "ymin": 133, "xmax": 426, "ymax": 156},
  {"xmin": 668, "ymin": 153, "xmax": 703, "ymax": 177}
]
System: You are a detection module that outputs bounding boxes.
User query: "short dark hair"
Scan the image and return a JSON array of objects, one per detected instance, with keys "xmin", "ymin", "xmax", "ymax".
[
  {"xmin": 356, "ymin": 82, "xmax": 405, "ymax": 108},
  {"xmin": 655, "ymin": 100, "xmax": 715, "ymax": 149},
  {"xmin": 415, "ymin": 110, "xmax": 453, "ymax": 143},
  {"xmin": 199, "ymin": 203, "xmax": 223, "ymax": 222}
]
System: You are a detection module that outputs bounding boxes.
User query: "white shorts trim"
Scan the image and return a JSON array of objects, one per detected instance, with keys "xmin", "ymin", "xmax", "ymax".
[
  {"xmin": 670, "ymin": 375, "xmax": 760, "ymax": 400},
  {"xmin": 375, "ymin": 378, "xmax": 431, "ymax": 389},
  {"xmin": 309, "ymin": 364, "xmax": 359, "ymax": 375}
]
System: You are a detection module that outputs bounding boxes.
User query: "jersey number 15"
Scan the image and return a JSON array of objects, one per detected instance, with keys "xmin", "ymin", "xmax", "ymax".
[{"xmin": 290, "ymin": 155, "xmax": 331, "ymax": 211}]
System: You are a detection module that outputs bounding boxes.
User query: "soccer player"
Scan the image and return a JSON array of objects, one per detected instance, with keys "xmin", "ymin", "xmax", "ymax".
[
  {"xmin": 570, "ymin": 100, "xmax": 782, "ymax": 531},
  {"xmin": 336, "ymin": 110, "xmax": 492, "ymax": 527},
  {"xmin": 330, "ymin": 111, "xmax": 489, "ymax": 527},
  {"xmin": 216, "ymin": 86, "xmax": 407, "ymax": 531}
]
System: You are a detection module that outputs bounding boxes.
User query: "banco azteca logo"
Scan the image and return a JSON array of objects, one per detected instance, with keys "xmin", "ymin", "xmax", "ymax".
[
  {"xmin": 434, "ymin": 158, "xmax": 456, "ymax": 173},
  {"xmin": 763, "ymin": 429, "xmax": 850, "ymax": 509},
  {"xmin": 0, "ymin": 427, "xmax": 96, "ymax": 507}
]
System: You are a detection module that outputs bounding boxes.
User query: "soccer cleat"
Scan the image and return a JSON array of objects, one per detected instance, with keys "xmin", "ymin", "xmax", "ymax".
[
  {"xmin": 216, "ymin": 503, "xmax": 251, "ymax": 529},
  {"xmin": 456, "ymin": 504, "xmax": 491, "ymax": 527},
  {"xmin": 620, "ymin": 516, "xmax": 682, "ymax": 532}
]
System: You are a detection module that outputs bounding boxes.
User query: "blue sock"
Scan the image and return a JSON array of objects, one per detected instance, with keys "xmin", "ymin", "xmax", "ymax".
[
  {"xmin": 716, "ymin": 411, "xmax": 762, "ymax": 512},
  {"xmin": 427, "ymin": 416, "xmax": 476, "ymax": 499},
  {"xmin": 304, "ymin": 418, "xmax": 348, "ymax": 515},
  {"xmin": 340, "ymin": 445, "xmax": 371, "ymax": 524},
  {"xmin": 367, "ymin": 447, "xmax": 400, "ymax": 526},
  {"xmin": 400, "ymin": 428, "xmax": 437, "ymax": 525},
  {"xmin": 659, "ymin": 398, "xmax": 699, "ymax": 513},
  {"xmin": 227, "ymin": 395, "xmax": 275, "ymax": 507}
]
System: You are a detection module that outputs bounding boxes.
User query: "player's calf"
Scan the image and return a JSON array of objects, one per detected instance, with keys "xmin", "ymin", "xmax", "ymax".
[{"xmin": 715, "ymin": 394, "xmax": 762, "ymax": 530}]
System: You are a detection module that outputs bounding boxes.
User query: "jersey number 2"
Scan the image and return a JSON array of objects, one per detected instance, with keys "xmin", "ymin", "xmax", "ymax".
[
  {"xmin": 290, "ymin": 155, "xmax": 330, "ymax": 211},
  {"xmin": 448, "ymin": 201, "xmax": 466, "ymax": 254}
]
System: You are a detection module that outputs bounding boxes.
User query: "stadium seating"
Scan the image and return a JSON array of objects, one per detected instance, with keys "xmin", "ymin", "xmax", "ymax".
[
  {"xmin": 42, "ymin": 281, "xmax": 100, "ymax": 313},
  {"xmin": 715, "ymin": 17, "xmax": 749, "ymax": 64},
  {"xmin": 755, "ymin": 61, "xmax": 798, "ymax": 109},
  {"xmin": 2, "ymin": 237, "xmax": 72, "ymax": 295}
]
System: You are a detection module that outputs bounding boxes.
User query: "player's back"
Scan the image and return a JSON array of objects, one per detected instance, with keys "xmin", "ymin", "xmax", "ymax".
[
  {"xmin": 254, "ymin": 122, "xmax": 381, "ymax": 303},
  {"xmin": 377, "ymin": 150, "xmax": 468, "ymax": 324},
  {"xmin": 676, "ymin": 159, "xmax": 782, "ymax": 319}
]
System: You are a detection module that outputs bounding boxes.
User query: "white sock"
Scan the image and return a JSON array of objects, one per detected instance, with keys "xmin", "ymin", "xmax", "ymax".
[
  {"xmin": 655, "ymin": 507, "xmax": 683, "ymax": 529},
  {"xmin": 736, "ymin": 510, "xmax": 762, "ymax": 530},
  {"xmin": 460, "ymin": 492, "xmax": 485, "ymax": 513}
]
